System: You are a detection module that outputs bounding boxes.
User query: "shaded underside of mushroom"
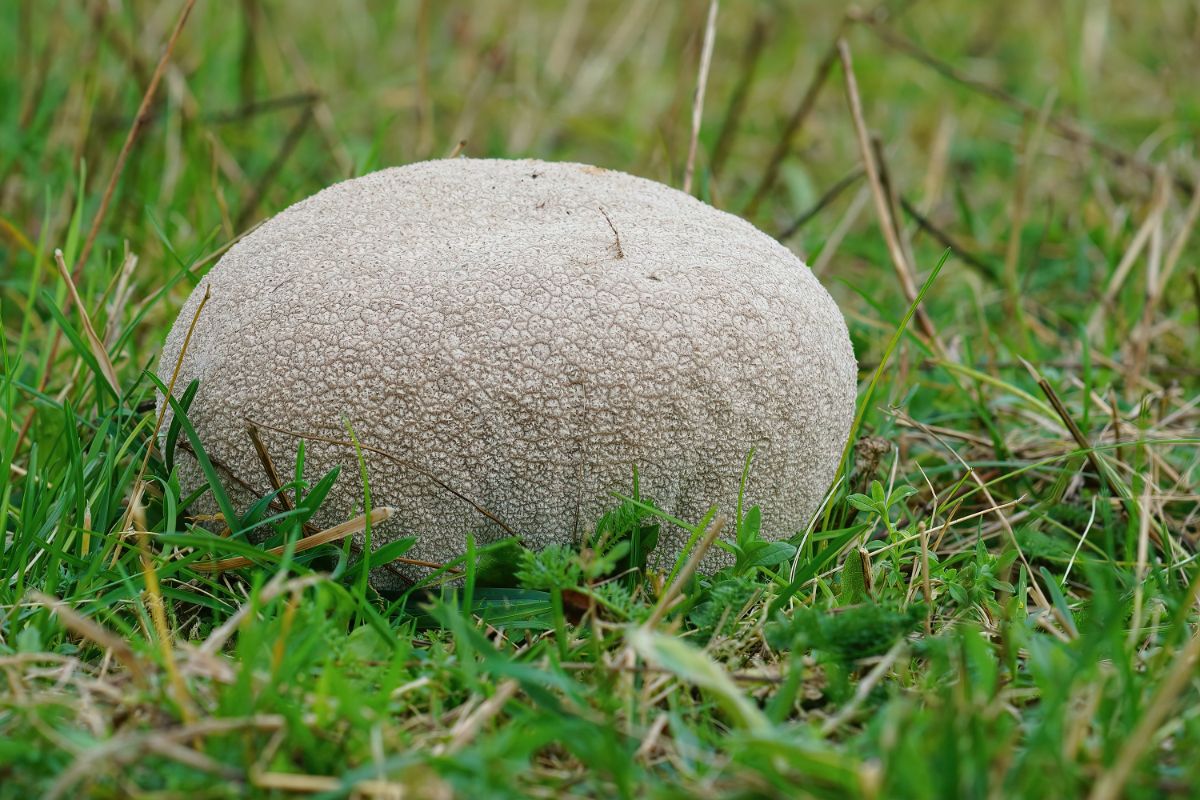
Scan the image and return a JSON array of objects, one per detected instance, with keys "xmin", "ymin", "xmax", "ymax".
[{"xmin": 158, "ymin": 158, "xmax": 857, "ymax": 588}]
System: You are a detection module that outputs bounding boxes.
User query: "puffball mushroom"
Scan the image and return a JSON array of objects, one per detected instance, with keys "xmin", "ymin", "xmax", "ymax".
[{"xmin": 158, "ymin": 158, "xmax": 857, "ymax": 588}]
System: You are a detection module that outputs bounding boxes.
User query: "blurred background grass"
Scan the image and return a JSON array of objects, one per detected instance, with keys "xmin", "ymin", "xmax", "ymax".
[{"xmin": 3, "ymin": 0, "xmax": 1198, "ymax": 379}]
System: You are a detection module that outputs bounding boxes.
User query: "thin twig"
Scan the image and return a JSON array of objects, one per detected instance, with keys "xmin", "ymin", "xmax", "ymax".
[
  {"xmin": 71, "ymin": 0, "xmax": 198, "ymax": 285},
  {"xmin": 836, "ymin": 38, "xmax": 943, "ymax": 352},
  {"xmin": 778, "ymin": 167, "xmax": 864, "ymax": 241},
  {"xmin": 898, "ymin": 196, "xmax": 999, "ymax": 282},
  {"xmin": 683, "ymin": 0, "xmax": 719, "ymax": 195},
  {"xmin": 710, "ymin": 18, "xmax": 767, "ymax": 179},
  {"xmin": 745, "ymin": 35, "xmax": 842, "ymax": 216},
  {"xmin": 599, "ymin": 207, "xmax": 624, "ymax": 259},
  {"xmin": 27, "ymin": 592, "xmax": 147, "ymax": 685},
  {"xmin": 236, "ymin": 105, "xmax": 314, "ymax": 229}
]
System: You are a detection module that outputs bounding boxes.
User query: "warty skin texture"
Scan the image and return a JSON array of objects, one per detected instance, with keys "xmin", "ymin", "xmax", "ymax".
[{"xmin": 158, "ymin": 158, "xmax": 858, "ymax": 588}]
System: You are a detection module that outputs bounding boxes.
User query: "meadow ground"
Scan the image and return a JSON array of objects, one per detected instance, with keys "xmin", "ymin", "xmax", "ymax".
[{"xmin": 2, "ymin": 1, "xmax": 1199, "ymax": 797}]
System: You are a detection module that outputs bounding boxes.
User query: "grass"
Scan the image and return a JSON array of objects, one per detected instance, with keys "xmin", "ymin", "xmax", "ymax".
[{"xmin": 2, "ymin": 1, "xmax": 1199, "ymax": 797}]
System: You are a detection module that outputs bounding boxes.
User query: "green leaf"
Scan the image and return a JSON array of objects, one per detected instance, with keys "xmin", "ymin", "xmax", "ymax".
[
  {"xmin": 838, "ymin": 547, "xmax": 872, "ymax": 606},
  {"xmin": 742, "ymin": 541, "xmax": 797, "ymax": 569},
  {"xmin": 846, "ymin": 493, "xmax": 876, "ymax": 513}
]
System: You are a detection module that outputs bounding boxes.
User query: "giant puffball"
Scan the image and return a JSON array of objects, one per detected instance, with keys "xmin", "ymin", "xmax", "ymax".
[{"xmin": 158, "ymin": 158, "xmax": 857, "ymax": 587}]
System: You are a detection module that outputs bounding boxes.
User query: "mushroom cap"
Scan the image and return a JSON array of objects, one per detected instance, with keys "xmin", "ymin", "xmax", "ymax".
[{"xmin": 158, "ymin": 158, "xmax": 857, "ymax": 587}]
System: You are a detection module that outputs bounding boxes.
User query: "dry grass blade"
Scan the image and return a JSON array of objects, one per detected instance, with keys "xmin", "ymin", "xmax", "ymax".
[
  {"xmin": 69, "ymin": 0, "xmax": 198, "ymax": 286},
  {"xmin": 132, "ymin": 489, "xmax": 197, "ymax": 723},
  {"xmin": 682, "ymin": 0, "xmax": 719, "ymax": 195},
  {"xmin": 778, "ymin": 167, "xmax": 864, "ymax": 241},
  {"xmin": 247, "ymin": 423, "xmax": 292, "ymax": 511},
  {"xmin": 836, "ymin": 38, "xmax": 943, "ymax": 353},
  {"xmin": 898, "ymin": 196, "xmax": 999, "ymax": 282},
  {"xmin": 102, "ymin": 249, "xmax": 140, "ymax": 348},
  {"xmin": 1086, "ymin": 169, "xmax": 1170, "ymax": 339},
  {"xmin": 201, "ymin": 573, "xmax": 327, "ymax": 656},
  {"xmin": 1156, "ymin": 169, "xmax": 1200, "ymax": 296},
  {"xmin": 251, "ymin": 772, "xmax": 341, "ymax": 792},
  {"xmin": 437, "ymin": 679, "xmax": 520, "ymax": 755},
  {"xmin": 235, "ymin": 104, "xmax": 315, "ymax": 229},
  {"xmin": 1023, "ymin": 358, "xmax": 1129, "ymax": 504},
  {"xmin": 27, "ymin": 591, "xmax": 147, "ymax": 685},
  {"xmin": 52, "ymin": 248, "xmax": 120, "ymax": 396},
  {"xmin": 189, "ymin": 506, "xmax": 396, "ymax": 572},
  {"xmin": 642, "ymin": 515, "xmax": 726, "ymax": 629}
]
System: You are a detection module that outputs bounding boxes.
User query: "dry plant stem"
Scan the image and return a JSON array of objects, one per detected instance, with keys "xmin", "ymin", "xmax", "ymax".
[
  {"xmin": 778, "ymin": 167, "xmax": 864, "ymax": 240},
  {"xmin": 837, "ymin": 38, "xmax": 944, "ymax": 354},
  {"xmin": 903, "ymin": 415, "xmax": 1053, "ymax": 615},
  {"xmin": 1026, "ymin": 360, "xmax": 1134, "ymax": 510},
  {"xmin": 436, "ymin": 679, "xmax": 520, "ymax": 755},
  {"xmin": 1155, "ymin": 171, "xmax": 1200, "ymax": 297},
  {"xmin": 682, "ymin": 0, "xmax": 719, "ymax": 195},
  {"xmin": 1127, "ymin": 479, "xmax": 1154, "ymax": 647},
  {"xmin": 898, "ymin": 196, "xmax": 999, "ymax": 282},
  {"xmin": 137, "ymin": 523, "xmax": 197, "ymax": 723},
  {"xmin": 919, "ymin": 521, "xmax": 933, "ymax": 635},
  {"xmin": 1087, "ymin": 169, "xmax": 1169, "ymax": 339},
  {"xmin": 642, "ymin": 515, "xmax": 726, "ymax": 629},
  {"xmin": 235, "ymin": 104, "xmax": 314, "ymax": 229},
  {"xmin": 745, "ymin": 35, "xmax": 843, "ymax": 216},
  {"xmin": 27, "ymin": 592, "xmax": 147, "ymax": 685},
  {"xmin": 70, "ymin": 0, "xmax": 197, "ymax": 285},
  {"xmin": 246, "ymin": 423, "xmax": 291, "ymax": 510},
  {"xmin": 870, "ymin": 135, "xmax": 913, "ymax": 271},
  {"xmin": 201, "ymin": 573, "xmax": 326, "ymax": 657},
  {"xmin": 52, "ymin": 249, "xmax": 120, "ymax": 396},
  {"xmin": 243, "ymin": 426, "xmax": 454, "ymax": 575},
  {"xmin": 189, "ymin": 507, "xmax": 395, "ymax": 572},
  {"xmin": 46, "ymin": 715, "xmax": 285, "ymax": 800}
]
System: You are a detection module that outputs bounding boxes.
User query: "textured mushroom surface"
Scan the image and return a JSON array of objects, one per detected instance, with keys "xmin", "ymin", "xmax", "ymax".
[{"xmin": 158, "ymin": 158, "xmax": 857, "ymax": 587}]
